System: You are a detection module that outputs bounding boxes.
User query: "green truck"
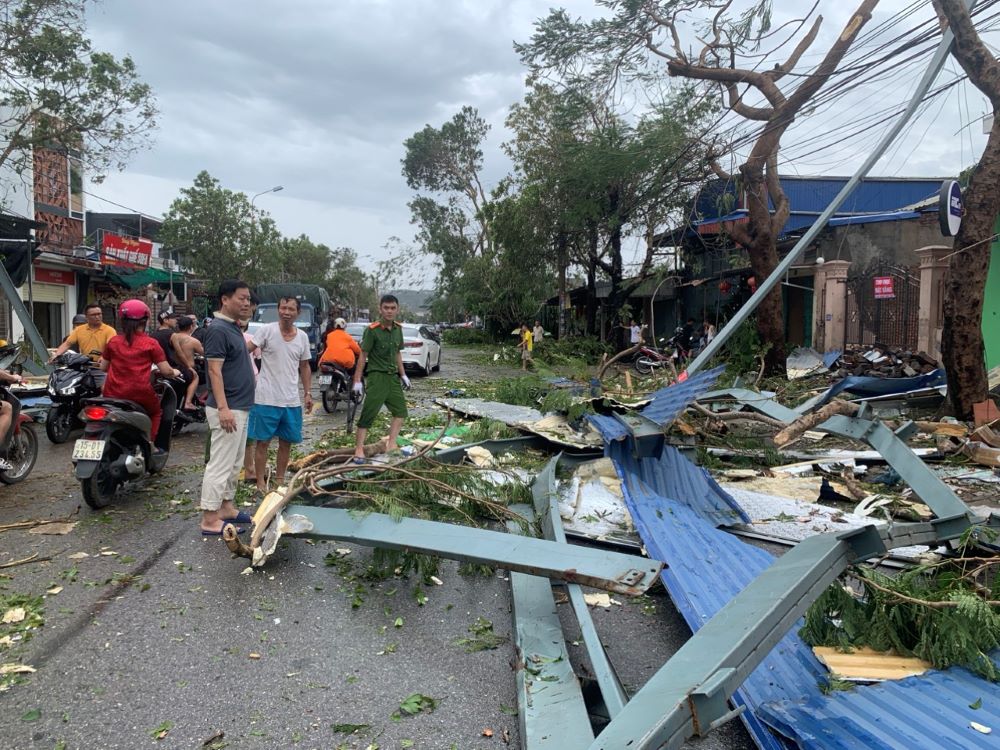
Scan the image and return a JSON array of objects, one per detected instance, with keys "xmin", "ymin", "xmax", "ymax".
[{"xmin": 253, "ymin": 283, "xmax": 331, "ymax": 365}]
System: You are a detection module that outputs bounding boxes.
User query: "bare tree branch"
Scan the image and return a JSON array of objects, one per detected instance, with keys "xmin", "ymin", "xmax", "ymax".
[{"xmin": 765, "ymin": 15, "xmax": 823, "ymax": 82}]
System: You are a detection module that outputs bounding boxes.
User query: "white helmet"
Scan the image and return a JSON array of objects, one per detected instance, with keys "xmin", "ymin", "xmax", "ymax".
[{"xmin": 334, "ymin": 317, "xmax": 347, "ymax": 329}]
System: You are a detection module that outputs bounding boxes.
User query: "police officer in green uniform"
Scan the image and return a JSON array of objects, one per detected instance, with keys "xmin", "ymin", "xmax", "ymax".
[{"xmin": 352, "ymin": 294, "xmax": 411, "ymax": 463}]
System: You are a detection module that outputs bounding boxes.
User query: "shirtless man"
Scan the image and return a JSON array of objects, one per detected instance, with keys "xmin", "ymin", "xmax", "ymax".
[{"xmin": 174, "ymin": 316, "xmax": 203, "ymax": 410}]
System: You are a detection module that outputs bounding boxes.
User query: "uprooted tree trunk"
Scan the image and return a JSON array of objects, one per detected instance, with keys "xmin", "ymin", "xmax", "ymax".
[
  {"xmin": 654, "ymin": 0, "xmax": 879, "ymax": 375},
  {"xmin": 932, "ymin": 0, "xmax": 1000, "ymax": 420}
]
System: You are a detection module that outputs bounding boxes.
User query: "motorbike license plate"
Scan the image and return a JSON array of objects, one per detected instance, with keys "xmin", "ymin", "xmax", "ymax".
[
  {"xmin": 318, "ymin": 375, "xmax": 332, "ymax": 386},
  {"xmin": 72, "ymin": 439, "xmax": 105, "ymax": 461}
]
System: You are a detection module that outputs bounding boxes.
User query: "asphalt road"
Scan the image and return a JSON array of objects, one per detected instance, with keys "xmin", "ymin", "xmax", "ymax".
[{"xmin": 0, "ymin": 348, "xmax": 754, "ymax": 750}]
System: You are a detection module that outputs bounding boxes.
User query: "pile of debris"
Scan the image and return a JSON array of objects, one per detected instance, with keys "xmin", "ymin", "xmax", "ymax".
[{"xmin": 833, "ymin": 346, "xmax": 939, "ymax": 379}]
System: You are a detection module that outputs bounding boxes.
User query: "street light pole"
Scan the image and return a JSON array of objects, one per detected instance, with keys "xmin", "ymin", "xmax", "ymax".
[{"xmin": 249, "ymin": 185, "xmax": 284, "ymax": 274}]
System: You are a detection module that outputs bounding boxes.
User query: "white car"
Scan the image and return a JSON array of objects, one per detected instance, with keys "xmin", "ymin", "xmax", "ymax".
[
  {"xmin": 401, "ymin": 324, "xmax": 442, "ymax": 376},
  {"xmin": 345, "ymin": 322, "xmax": 442, "ymax": 376}
]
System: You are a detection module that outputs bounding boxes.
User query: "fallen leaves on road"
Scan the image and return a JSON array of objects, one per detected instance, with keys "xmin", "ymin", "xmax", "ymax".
[
  {"xmin": 67, "ymin": 552, "xmax": 89, "ymax": 560},
  {"xmin": 149, "ymin": 720, "xmax": 172, "ymax": 740},
  {"xmin": 45, "ymin": 586, "xmax": 62, "ymax": 596},
  {"xmin": 2, "ymin": 608, "xmax": 25, "ymax": 624}
]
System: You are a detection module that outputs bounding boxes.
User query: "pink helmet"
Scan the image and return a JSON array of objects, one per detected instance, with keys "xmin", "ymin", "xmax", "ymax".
[{"xmin": 119, "ymin": 299, "xmax": 151, "ymax": 320}]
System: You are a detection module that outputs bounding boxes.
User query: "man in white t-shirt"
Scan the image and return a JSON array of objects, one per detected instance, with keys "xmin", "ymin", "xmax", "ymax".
[{"xmin": 247, "ymin": 297, "xmax": 313, "ymax": 493}]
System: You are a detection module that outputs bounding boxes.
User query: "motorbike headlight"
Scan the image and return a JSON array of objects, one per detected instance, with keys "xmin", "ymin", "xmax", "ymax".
[{"xmin": 47, "ymin": 385, "xmax": 57, "ymax": 396}]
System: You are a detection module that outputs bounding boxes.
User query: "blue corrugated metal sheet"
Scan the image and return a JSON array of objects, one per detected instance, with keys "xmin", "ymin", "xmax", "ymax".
[
  {"xmin": 640, "ymin": 365, "xmax": 726, "ymax": 426},
  {"xmin": 609, "ymin": 441, "xmax": 748, "ymax": 527},
  {"xmin": 587, "ymin": 414, "xmax": 629, "ymax": 443},
  {"xmin": 777, "ymin": 177, "xmax": 940, "ymax": 214},
  {"xmin": 758, "ymin": 657, "xmax": 1000, "ymax": 749},
  {"xmin": 621, "ymin": 489, "xmax": 825, "ymax": 750}
]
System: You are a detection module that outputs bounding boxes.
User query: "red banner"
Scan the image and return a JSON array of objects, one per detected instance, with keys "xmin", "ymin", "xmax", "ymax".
[
  {"xmin": 874, "ymin": 276, "xmax": 895, "ymax": 300},
  {"xmin": 34, "ymin": 266, "xmax": 75, "ymax": 285},
  {"xmin": 101, "ymin": 232, "xmax": 152, "ymax": 268}
]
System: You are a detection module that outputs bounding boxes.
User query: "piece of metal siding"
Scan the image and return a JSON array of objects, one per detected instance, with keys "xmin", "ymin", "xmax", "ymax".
[
  {"xmin": 609, "ymin": 441, "xmax": 748, "ymax": 526},
  {"xmin": 759, "ymin": 659, "xmax": 1000, "ymax": 749},
  {"xmin": 640, "ymin": 365, "xmax": 726, "ymax": 426},
  {"xmin": 622, "ymin": 489, "xmax": 826, "ymax": 750},
  {"xmin": 587, "ymin": 414, "xmax": 629, "ymax": 443}
]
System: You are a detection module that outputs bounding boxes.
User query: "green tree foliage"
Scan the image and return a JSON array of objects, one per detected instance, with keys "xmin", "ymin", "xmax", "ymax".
[
  {"xmin": 0, "ymin": 0, "xmax": 157, "ymax": 183},
  {"xmin": 503, "ymin": 81, "xmax": 712, "ymax": 338},
  {"xmin": 159, "ymin": 171, "xmax": 283, "ymax": 288}
]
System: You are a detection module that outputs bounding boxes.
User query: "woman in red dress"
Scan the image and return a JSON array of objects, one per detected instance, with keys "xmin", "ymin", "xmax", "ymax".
[{"xmin": 100, "ymin": 300, "xmax": 181, "ymax": 440}]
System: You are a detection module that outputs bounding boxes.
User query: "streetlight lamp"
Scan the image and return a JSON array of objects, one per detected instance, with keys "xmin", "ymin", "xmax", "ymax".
[{"xmin": 251, "ymin": 185, "xmax": 284, "ymax": 212}]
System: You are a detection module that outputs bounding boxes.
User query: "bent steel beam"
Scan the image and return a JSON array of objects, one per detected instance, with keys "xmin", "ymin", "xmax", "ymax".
[
  {"xmin": 818, "ymin": 413, "xmax": 976, "ymax": 537},
  {"xmin": 508, "ymin": 497, "xmax": 595, "ymax": 748},
  {"xmin": 535, "ymin": 457, "xmax": 628, "ymax": 718},
  {"xmin": 287, "ymin": 504, "xmax": 663, "ymax": 595}
]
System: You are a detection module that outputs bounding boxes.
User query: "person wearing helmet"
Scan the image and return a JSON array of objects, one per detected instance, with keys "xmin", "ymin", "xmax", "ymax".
[
  {"xmin": 318, "ymin": 317, "xmax": 361, "ymax": 375},
  {"xmin": 99, "ymin": 299, "xmax": 181, "ymax": 440},
  {"xmin": 49, "ymin": 304, "xmax": 117, "ymax": 363}
]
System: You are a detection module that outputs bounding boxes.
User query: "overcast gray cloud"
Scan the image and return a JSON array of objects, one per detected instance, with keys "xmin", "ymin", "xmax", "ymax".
[{"xmin": 82, "ymin": 1, "xmax": 994, "ymax": 278}]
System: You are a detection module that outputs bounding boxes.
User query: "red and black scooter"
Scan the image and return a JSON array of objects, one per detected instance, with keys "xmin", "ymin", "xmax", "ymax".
[{"xmin": 72, "ymin": 374, "xmax": 177, "ymax": 509}]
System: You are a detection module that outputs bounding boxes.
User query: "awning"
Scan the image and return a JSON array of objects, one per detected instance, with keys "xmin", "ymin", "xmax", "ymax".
[{"xmin": 106, "ymin": 266, "xmax": 176, "ymax": 288}]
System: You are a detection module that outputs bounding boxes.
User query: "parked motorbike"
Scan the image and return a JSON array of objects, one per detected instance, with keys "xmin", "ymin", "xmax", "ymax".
[
  {"xmin": 634, "ymin": 330, "xmax": 690, "ymax": 375},
  {"xmin": 0, "ymin": 385, "xmax": 39, "ymax": 485},
  {"xmin": 318, "ymin": 361, "xmax": 361, "ymax": 430},
  {"xmin": 170, "ymin": 355, "xmax": 208, "ymax": 435},
  {"xmin": 72, "ymin": 375, "xmax": 178, "ymax": 509},
  {"xmin": 45, "ymin": 351, "xmax": 105, "ymax": 443}
]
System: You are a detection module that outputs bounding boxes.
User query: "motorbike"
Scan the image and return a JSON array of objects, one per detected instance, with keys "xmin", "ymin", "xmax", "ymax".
[
  {"xmin": 170, "ymin": 354, "xmax": 208, "ymax": 435},
  {"xmin": 318, "ymin": 361, "xmax": 360, "ymax": 430},
  {"xmin": 634, "ymin": 330, "xmax": 691, "ymax": 375},
  {"xmin": 72, "ymin": 374, "xmax": 178, "ymax": 509},
  {"xmin": 0, "ymin": 385, "xmax": 40, "ymax": 485},
  {"xmin": 45, "ymin": 351, "xmax": 105, "ymax": 443}
]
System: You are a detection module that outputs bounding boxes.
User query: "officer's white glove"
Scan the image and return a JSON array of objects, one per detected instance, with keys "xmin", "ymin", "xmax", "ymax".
[
  {"xmin": 352, "ymin": 382, "xmax": 364, "ymax": 395},
  {"xmin": 401, "ymin": 375, "xmax": 411, "ymax": 390}
]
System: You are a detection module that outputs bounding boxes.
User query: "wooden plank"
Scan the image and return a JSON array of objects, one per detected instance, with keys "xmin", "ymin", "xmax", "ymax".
[{"xmin": 812, "ymin": 646, "xmax": 931, "ymax": 681}]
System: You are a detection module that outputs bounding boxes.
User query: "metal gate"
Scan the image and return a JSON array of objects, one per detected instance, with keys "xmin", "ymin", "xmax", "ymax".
[{"xmin": 844, "ymin": 259, "xmax": 920, "ymax": 350}]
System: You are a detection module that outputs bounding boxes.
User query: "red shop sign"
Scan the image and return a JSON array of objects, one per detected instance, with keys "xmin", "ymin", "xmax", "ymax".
[
  {"xmin": 873, "ymin": 276, "xmax": 895, "ymax": 299},
  {"xmin": 34, "ymin": 266, "xmax": 75, "ymax": 285},
  {"xmin": 101, "ymin": 232, "xmax": 152, "ymax": 268}
]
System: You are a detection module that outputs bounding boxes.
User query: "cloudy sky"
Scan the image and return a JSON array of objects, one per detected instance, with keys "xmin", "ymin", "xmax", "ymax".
[{"xmin": 83, "ymin": 1, "xmax": 994, "ymax": 279}]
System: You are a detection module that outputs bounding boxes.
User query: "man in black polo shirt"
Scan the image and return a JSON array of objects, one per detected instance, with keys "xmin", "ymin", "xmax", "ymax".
[{"xmin": 199, "ymin": 279, "xmax": 257, "ymax": 536}]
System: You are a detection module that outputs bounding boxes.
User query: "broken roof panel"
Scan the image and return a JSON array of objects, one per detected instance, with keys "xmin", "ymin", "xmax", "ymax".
[
  {"xmin": 640, "ymin": 365, "xmax": 726, "ymax": 426},
  {"xmin": 758, "ymin": 655, "xmax": 1000, "ymax": 749},
  {"xmin": 621, "ymin": 487, "xmax": 826, "ymax": 750},
  {"xmin": 609, "ymin": 441, "xmax": 749, "ymax": 527}
]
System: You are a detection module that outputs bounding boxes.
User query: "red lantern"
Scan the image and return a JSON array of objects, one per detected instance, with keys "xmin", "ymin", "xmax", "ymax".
[{"xmin": 718, "ymin": 280, "xmax": 731, "ymax": 294}]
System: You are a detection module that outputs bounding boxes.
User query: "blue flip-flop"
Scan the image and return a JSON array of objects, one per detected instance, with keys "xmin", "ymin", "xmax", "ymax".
[
  {"xmin": 201, "ymin": 524, "xmax": 246, "ymax": 536},
  {"xmin": 221, "ymin": 510, "xmax": 253, "ymax": 524},
  {"xmin": 351, "ymin": 457, "xmax": 366, "ymax": 465}
]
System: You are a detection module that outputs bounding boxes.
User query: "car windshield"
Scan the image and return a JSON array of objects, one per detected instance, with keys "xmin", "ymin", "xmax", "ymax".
[
  {"xmin": 345, "ymin": 324, "xmax": 366, "ymax": 337},
  {"xmin": 255, "ymin": 306, "xmax": 312, "ymax": 326},
  {"xmin": 402, "ymin": 326, "xmax": 422, "ymax": 339}
]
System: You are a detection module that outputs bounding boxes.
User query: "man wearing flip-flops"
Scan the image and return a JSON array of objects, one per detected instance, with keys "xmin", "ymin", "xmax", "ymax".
[
  {"xmin": 351, "ymin": 294, "xmax": 411, "ymax": 464},
  {"xmin": 199, "ymin": 280, "xmax": 257, "ymax": 536}
]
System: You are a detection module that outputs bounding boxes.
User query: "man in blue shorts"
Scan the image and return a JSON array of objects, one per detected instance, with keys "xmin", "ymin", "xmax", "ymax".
[{"xmin": 247, "ymin": 296, "xmax": 313, "ymax": 492}]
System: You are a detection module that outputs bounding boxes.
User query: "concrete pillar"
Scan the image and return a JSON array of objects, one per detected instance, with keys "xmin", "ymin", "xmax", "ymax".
[
  {"xmin": 916, "ymin": 245, "xmax": 951, "ymax": 362},
  {"xmin": 815, "ymin": 260, "xmax": 850, "ymax": 352},
  {"xmin": 812, "ymin": 262, "xmax": 828, "ymax": 350}
]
